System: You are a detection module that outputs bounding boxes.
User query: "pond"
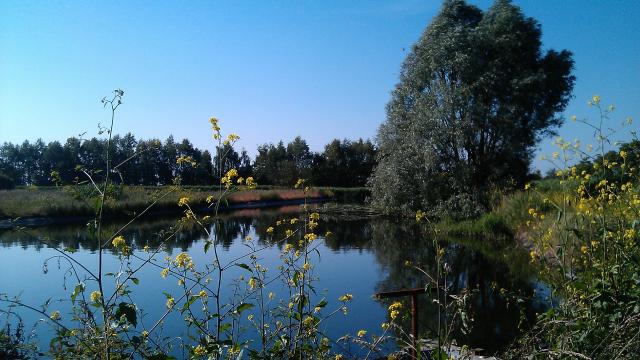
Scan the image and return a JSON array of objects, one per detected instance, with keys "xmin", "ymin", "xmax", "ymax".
[{"xmin": 0, "ymin": 205, "xmax": 549, "ymax": 357}]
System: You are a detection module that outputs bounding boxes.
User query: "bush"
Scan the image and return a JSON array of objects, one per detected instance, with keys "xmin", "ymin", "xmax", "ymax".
[{"xmin": 0, "ymin": 173, "xmax": 15, "ymax": 190}]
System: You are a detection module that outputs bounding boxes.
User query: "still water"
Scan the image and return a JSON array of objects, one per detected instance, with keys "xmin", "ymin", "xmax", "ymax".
[{"xmin": 0, "ymin": 206, "xmax": 548, "ymax": 357}]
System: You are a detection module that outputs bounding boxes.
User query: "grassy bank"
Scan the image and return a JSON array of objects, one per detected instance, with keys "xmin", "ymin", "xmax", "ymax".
[
  {"xmin": 433, "ymin": 178, "xmax": 564, "ymax": 239},
  {"xmin": 0, "ymin": 185, "xmax": 370, "ymax": 219}
]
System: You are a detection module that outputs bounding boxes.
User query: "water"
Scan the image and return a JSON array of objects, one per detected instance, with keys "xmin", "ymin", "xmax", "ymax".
[{"xmin": 0, "ymin": 206, "xmax": 549, "ymax": 357}]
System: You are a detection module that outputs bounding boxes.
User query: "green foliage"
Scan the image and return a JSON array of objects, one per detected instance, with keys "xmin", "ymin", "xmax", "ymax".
[
  {"xmin": 0, "ymin": 172, "xmax": 15, "ymax": 190},
  {"xmin": 504, "ymin": 99, "xmax": 640, "ymax": 359},
  {"xmin": 370, "ymin": 0, "xmax": 574, "ymax": 216},
  {"xmin": 0, "ymin": 321, "xmax": 33, "ymax": 359}
]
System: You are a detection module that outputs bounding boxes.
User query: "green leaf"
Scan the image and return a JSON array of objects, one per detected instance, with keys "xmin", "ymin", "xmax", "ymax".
[
  {"xmin": 181, "ymin": 296, "xmax": 198, "ymax": 313},
  {"xmin": 314, "ymin": 299, "xmax": 328, "ymax": 309},
  {"xmin": 235, "ymin": 302, "xmax": 254, "ymax": 314},
  {"xmin": 234, "ymin": 263, "xmax": 252, "ymax": 272},
  {"xmin": 70, "ymin": 283, "xmax": 84, "ymax": 304},
  {"xmin": 131, "ymin": 277, "xmax": 139, "ymax": 285}
]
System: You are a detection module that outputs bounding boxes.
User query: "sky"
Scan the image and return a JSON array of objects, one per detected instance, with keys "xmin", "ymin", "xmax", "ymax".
[{"xmin": 1, "ymin": 0, "xmax": 639, "ymax": 172}]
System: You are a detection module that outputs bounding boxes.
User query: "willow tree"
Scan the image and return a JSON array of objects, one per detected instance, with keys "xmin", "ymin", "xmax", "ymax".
[{"xmin": 370, "ymin": 0, "xmax": 574, "ymax": 217}]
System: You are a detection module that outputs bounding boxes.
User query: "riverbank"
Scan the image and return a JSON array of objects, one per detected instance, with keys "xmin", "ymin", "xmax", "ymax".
[{"xmin": 0, "ymin": 185, "xmax": 370, "ymax": 228}]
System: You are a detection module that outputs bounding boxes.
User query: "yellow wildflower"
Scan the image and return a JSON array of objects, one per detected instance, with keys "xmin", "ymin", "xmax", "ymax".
[
  {"xmin": 174, "ymin": 252, "xmax": 193, "ymax": 269},
  {"xmin": 357, "ymin": 329, "xmax": 367, "ymax": 337},
  {"xmin": 198, "ymin": 290, "xmax": 207, "ymax": 298},
  {"xmin": 294, "ymin": 178, "xmax": 305, "ymax": 189},
  {"xmin": 50, "ymin": 311, "xmax": 61, "ymax": 321},
  {"xmin": 388, "ymin": 302, "xmax": 403, "ymax": 320},
  {"xmin": 245, "ymin": 176, "xmax": 256, "ymax": 188},
  {"xmin": 111, "ymin": 235, "xmax": 126, "ymax": 248},
  {"xmin": 302, "ymin": 262, "xmax": 312, "ymax": 271},
  {"xmin": 166, "ymin": 297, "xmax": 175, "ymax": 309},
  {"xmin": 248, "ymin": 277, "xmax": 257, "ymax": 289},
  {"xmin": 161, "ymin": 268, "xmax": 169, "ymax": 278},
  {"xmin": 178, "ymin": 197, "xmax": 189, "ymax": 207},
  {"xmin": 176, "ymin": 155, "xmax": 196, "ymax": 167},
  {"xmin": 339, "ymin": 294, "xmax": 353, "ymax": 302},
  {"xmin": 194, "ymin": 345, "xmax": 207, "ymax": 356},
  {"xmin": 415, "ymin": 210, "xmax": 425, "ymax": 222},
  {"xmin": 90, "ymin": 291, "xmax": 101, "ymax": 303},
  {"xmin": 304, "ymin": 233, "xmax": 317, "ymax": 243},
  {"xmin": 266, "ymin": 226, "xmax": 274, "ymax": 234}
]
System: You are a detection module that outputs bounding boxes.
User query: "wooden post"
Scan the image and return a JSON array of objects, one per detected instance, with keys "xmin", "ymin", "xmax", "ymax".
[{"xmin": 375, "ymin": 287, "xmax": 429, "ymax": 359}]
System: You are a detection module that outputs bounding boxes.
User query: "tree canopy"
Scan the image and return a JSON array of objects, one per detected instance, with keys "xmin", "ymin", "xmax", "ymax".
[{"xmin": 370, "ymin": 0, "xmax": 575, "ymax": 217}]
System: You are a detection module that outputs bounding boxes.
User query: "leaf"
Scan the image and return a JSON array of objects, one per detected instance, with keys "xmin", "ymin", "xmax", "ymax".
[
  {"xmin": 234, "ymin": 263, "xmax": 252, "ymax": 272},
  {"xmin": 181, "ymin": 296, "xmax": 198, "ymax": 313},
  {"xmin": 131, "ymin": 277, "xmax": 139, "ymax": 285},
  {"xmin": 115, "ymin": 302, "xmax": 137, "ymax": 327},
  {"xmin": 70, "ymin": 283, "xmax": 84, "ymax": 305},
  {"xmin": 219, "ymin": 323, "xmax": 232, "ymax": 333},
  {"xmin": 235, "ymin": 302, "xmax": 254, "ymax": 314},
  {"xmin": 314, "ymin": 299, "xmax": 328, "ymax": 309},
  {"xmin": 204, "ymin": 240, "xmax": 211, "ymax": 253}
]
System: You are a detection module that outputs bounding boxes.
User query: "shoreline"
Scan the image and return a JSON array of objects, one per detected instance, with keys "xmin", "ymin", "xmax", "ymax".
[{"xmin": 0, "ymin": 197, "xmax": 331, "ymax": 229}]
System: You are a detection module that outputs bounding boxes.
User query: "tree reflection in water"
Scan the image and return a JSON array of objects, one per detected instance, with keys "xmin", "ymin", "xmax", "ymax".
[{"xmin": 0, "ymin": 206, "xmax": 547, "ymax": 354}]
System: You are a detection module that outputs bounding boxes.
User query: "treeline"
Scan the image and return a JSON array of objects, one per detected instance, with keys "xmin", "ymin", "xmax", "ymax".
[{"xmin": 0, "ymin": 134, "xmax": 376, "ymax": 188}]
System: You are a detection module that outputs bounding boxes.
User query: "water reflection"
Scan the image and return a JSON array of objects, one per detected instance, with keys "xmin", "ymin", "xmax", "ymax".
[{"xmin": 0, "ymin": 206, "xmax": 547, "ymax": 355}]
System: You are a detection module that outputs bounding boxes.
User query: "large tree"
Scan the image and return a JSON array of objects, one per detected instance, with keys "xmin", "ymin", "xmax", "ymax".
[{"xmin": 370, "ymin": 0, "xmax": 574, "ymax": 216}]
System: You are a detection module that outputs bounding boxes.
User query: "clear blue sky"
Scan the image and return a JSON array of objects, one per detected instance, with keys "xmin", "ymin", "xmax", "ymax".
[{"xmin": 1, "ymin": 0, "xmax": 638, "ymax": 171}]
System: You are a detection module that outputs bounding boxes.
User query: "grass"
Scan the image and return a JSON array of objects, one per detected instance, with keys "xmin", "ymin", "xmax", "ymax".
[
  {"xmin": 0, "ymin": 185, "xmax": 370, "ymax": 219},
  {"xmin": 434, "ymin": 178, "xmax": 563, "ymax": 238}
]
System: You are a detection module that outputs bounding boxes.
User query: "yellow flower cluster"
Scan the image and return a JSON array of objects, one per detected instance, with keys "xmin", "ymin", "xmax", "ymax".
[
  {"xmin": 112, "ymin": 235, "xmax": 126, "ymax": 248},
  {"xmin": 294, "ymin": 178, "xmax": 305, "ymax": 189},
  {"xmin": 90, "ymin": 290, "xmax": 101, "ymax": 303},
  {"xmin": 388, "ymin": 301, "xmax": 403, "ymax": 320},
  {"xmin": 174, "ymin": 252, "xmax": 194, "ymax": 269},
  {"xmin": 223, "ymin": 133, "xmax": 240, "ymax": 145},
  {"xmin": 176, "ymin": 155, "xmax": 196, "ymax": 167},
  {"xmin": 221, "ymin": 168, "xmax": 239, "ymax": 188},
  {"xmin": 178, "ymin": 197, "xmax": 189, "ymax": 207},
  {"xmin": 245, "ymin": 176, "xmax": 256, "ymax": 189},
  {"xmin": 210, "ymin": 117, "xmax": 221, "ymax": 140},
  {"xmin": 248, "ymin": 277, "xmax": 257, "ymax": 290},
  {"xmin": 338, "ymin": 293, "xmax": 353, "ymax": 302},
  {"xmin": 193, "ymin": 345, "xmax": 207, "ymax": 356}
]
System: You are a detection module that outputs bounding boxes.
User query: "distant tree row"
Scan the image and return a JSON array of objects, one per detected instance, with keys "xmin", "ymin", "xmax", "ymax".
[{"xmin": 0, "ymin": 134, "xmax": 376, "ymax": 188}]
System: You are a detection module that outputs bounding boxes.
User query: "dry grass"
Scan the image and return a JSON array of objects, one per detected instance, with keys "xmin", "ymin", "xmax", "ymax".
[{"xmin": 0, "ymin": 185, "xmax": 335, "ymax": 219}]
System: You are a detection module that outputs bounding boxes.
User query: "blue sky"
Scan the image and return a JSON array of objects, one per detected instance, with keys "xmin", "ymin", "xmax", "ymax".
[{"xmin": 1, "ymin": 0, "xmax": 638, "ymax": 171}]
